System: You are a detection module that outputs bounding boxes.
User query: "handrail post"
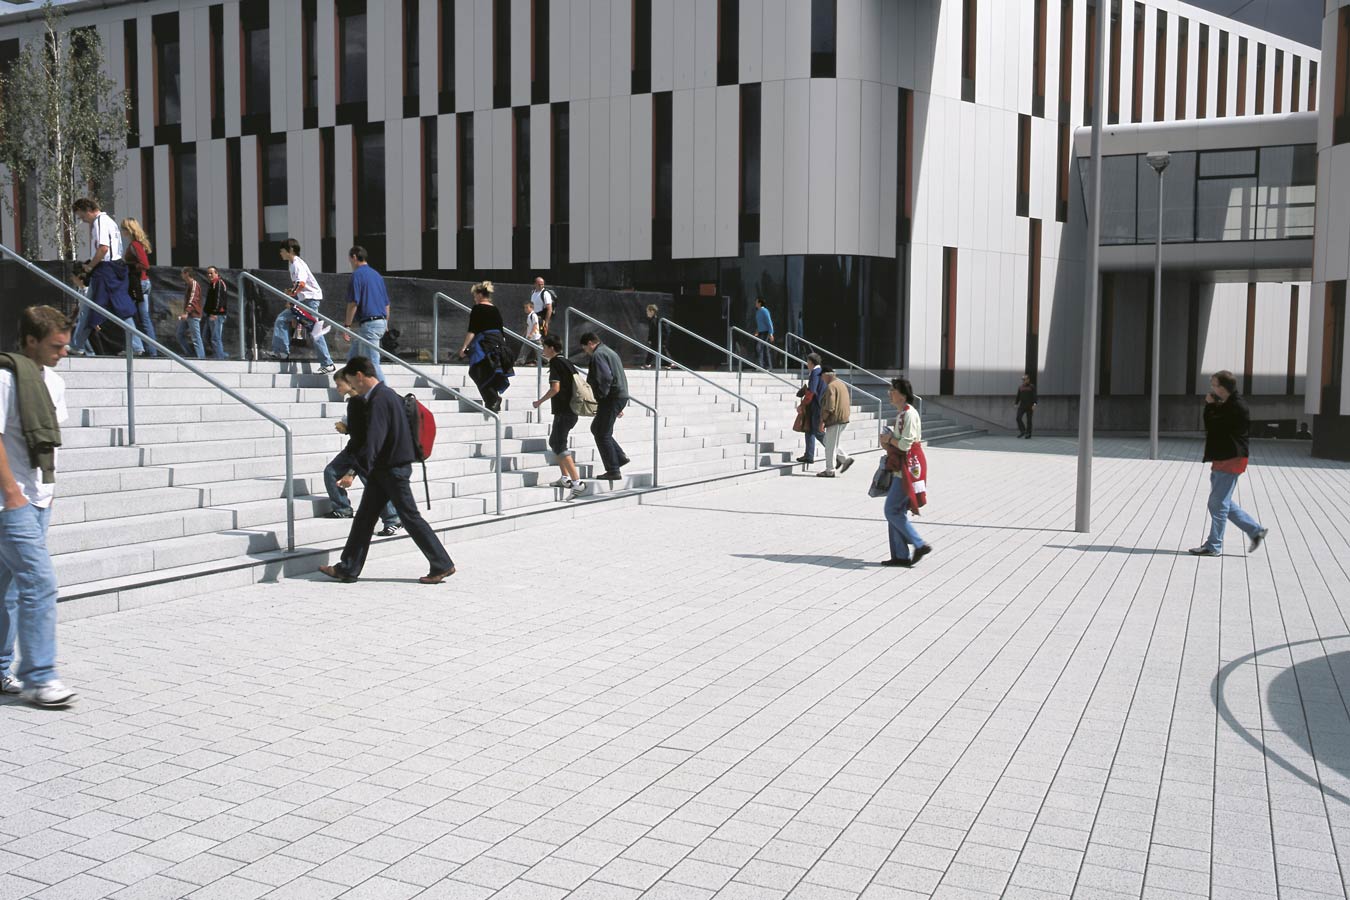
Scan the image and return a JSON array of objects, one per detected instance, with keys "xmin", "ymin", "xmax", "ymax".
[
  {"xmin": 495, "ymin": 418, "xmax": 503, "ymax": 514},
  {"xmin": 655, "ymin": 323, "xmax": 662, "ymax": 411},
  {"xmin": 124, "ymin": 339, "xmax": 137, "ymax": 445},
  {"xmin": 736, "ymin": 359, "xmax": 742, "ymax": 413},
  {"xmin": 432, "ymin": 299, "xmax": 439, "ymax": 364},
  {"xmin": 236, "ymin": 275, "xmax": 247, "ymax": 362},
  {"xmin": 754, "ymin": 408, "xmax": 761, "ymax": 469},
  {"xmin": 283, "ymin": 431, "xmax": 295, "ymax": 552},
  {"xmin": 651, "ymin": 408, "xmax": 659, "ymax": 487}
]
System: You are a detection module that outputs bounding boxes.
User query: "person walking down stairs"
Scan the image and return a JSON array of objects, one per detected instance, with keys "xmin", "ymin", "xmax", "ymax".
[
  {"xmin": 0, "ymin": 306, "xmax": 78, "ymax": 708},
  {"xmin": 817, "ymin": 366, "xmax": 855, "ymax": 478}
]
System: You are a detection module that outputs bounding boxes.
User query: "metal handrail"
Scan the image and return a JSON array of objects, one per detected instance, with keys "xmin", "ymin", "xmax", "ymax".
[
  {"xmin": 1, "ymin": 246, "xmax": 298, "ymax": 552},
  {"xmin": 239, "ymin": 273, "xmax": 506, "ymax": 516},
  {"xmin": 661, "ymin": 318, "xmax": 801, "ymax": 400},
  {"xmin": 565, "ymin": 308, "xmax": 761, "ymax": 469},
  {"xmin": 729, "ymin": 324, "xmax": 795, "ymax": 370},
  {"xmin": 431, "ymin": 292, "xmax": 544, "ymax": 417},
  {"xmin": 786, "ymin": 332, "xmax": 922, "ymax": 415},
  {"xmin": 732, "ymin": 325, "xmax": 885, "ymax": 422},
  {"xmin": 567, "ymin": 362, "xmax": 662, "ymax": 488}
]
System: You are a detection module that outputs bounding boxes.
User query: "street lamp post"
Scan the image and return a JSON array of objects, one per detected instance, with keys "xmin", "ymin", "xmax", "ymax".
[{"xmin": 1146, "ymin": 151, "xmax": 1170, "ymax": 462}]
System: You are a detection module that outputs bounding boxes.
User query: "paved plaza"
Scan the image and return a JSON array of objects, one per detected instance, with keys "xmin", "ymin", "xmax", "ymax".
[{"xmin": 3, "ymin": 435, "xmax": 1350, "ymax": 900}]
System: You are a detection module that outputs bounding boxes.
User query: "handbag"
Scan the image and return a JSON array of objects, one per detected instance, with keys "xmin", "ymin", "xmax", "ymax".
[{"xmin": 868, "ymin": 461, "xmax": 893, "ymax": 498}]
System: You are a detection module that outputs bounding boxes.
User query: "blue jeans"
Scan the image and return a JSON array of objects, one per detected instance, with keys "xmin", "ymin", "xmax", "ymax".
[
  {"xmin": 1202, "ymin": 469, "xmax": 1263, "ymax": 552},
  {"xmin": 883, "ymin": 474, "xmax": 926, "ymax": 561},
  {"xmin": 136, "ymin": 281, "xmax": 158, "ymax": 356},
  {"xmin": 205, "ymin": 315, "xmax": 228, "ymax": 360},
  {"xmin": 273, "ymin": 299, "xmax": 334, "ymax": 366},
  {"xmin": 72, "ymin": 306, "xmax": 137, "ymax": 356},
  {"xmin": 324, "ymin": 450, "xmax": 400, "ymax": 528},
  {"xmin": 0, "ymin": 503, "xmax": 59, "ymax": 687},
  {"xmin": 349, "ymin": 318, "xmax": 387, "ymax": 381},
  {"xmin": 176, "ymin": 317, "xmax": 205, "ymax": 358},
  {"xmin": 756, "ymin": 333, "xmax": 772, "ymax": 369}
]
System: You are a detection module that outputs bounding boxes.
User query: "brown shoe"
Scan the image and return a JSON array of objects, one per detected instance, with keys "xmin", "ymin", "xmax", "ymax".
[
  {"xmin": 320, "ymin": 564, "xmax": 357, "ymax": 583},
  {"xmin": 419, "ymin": 565, "xmax": 457, "ymax": 585}
]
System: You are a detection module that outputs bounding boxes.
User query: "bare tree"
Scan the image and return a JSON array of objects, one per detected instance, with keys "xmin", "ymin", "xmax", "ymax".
[{"xmin": 0, "ymin": 1, "xmax": 129, "ymax": 262}]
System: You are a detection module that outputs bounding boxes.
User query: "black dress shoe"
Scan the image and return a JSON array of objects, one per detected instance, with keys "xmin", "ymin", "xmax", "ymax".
[
  {"xmin": 319, "ymin": 565, "xmax": 357, "ymax": 583},
  {"xmin": 912, "ymin": 545, "xmax": 933, "ymax": 564},
  {"xmin": 882, "ymin": 558, "xmax": 913, "ymax": 568},
  {"xmin": 796, "ymin": 455, "xmax": 814, "ymax": 464},
  {"xmin": 617, "ymin": 456, "xmax": 631, "ymax": 468},
  {"xmin": 600, "ymin": 471, "xmax": 622, "ymax": 481}
]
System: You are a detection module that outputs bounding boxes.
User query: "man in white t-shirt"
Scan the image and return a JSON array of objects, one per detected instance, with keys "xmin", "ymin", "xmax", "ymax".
[
  {"xmin": 529, "ymin": 276, "xmax": 555, "ymax": 336},
  {"xmin": 270, "ymin": 238, "xmax": 336, "ymax": 373},
  {"xmin": 71, "ymin": 198, "xmax": 141, "ymax": 355},
  {"xmin": 0, "ymin": 306, "xmax": 76, "ymax": 708}
]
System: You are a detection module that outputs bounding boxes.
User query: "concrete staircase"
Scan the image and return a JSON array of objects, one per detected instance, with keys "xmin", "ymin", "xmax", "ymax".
[{"xmin": 48, "ymin": 358, "xmax": 895, "ymax": 611}]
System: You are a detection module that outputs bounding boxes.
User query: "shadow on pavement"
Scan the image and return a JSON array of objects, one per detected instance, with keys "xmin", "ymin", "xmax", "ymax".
[
  {"xmin": 1047, "ymin": 544, "xmax": 1193, "ymax": 556},
  {"xmin": 731, "ymin": 553, "xmax": 876, "ymax": 569}
]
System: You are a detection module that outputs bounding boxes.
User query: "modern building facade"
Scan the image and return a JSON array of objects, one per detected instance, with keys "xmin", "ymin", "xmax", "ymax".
[{"xmin": 0, "ymin": 0, "xmax": 1324, "ymax": 415}]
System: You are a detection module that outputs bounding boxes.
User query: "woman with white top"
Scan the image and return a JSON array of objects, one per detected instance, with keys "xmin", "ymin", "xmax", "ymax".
[{"xmin": 879, "ymin": 377, "xmax": 932, "ymax": 568}]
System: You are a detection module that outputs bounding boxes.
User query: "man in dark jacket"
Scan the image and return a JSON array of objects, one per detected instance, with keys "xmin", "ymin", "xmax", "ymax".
[
  {"xmin": 1189, "ymin": 369, "xmax": 1269, "ymax": 557},
  {"xmin": 1015, "ymin": 374, "xmax": 1037, "ymax": 438},
  {"xmin": 582, "ymin": 332, "xmax": 630, "ymax": 481},
  {"xmin": 319, "ymin": 357, "xmax": 455, "ymax": 583}
]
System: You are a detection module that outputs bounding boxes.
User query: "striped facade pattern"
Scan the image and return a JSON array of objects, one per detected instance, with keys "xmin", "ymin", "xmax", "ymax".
[
  {"xmin": 0, "ymin": 0, "xmax": 1321, "ymax": 400},
  {"xmin": 1311, "ymin": 0, "xmax": 1350, "ymax": 418}
]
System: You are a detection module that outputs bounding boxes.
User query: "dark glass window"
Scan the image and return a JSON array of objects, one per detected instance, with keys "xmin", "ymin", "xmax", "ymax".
[
  {"xmin": 1217, "ymin": 31, "xmax": 1229, "ymax": 117},
  {"xmin": 1032, "ymin": 0, "xmax": 1046, "ymax": 116},
  {"xmin": 122, "ymin": 21, "xmax": 138, "ymax": 146},
  {"xmin": 171, "ymin": 144, "xmax": 198, "ymax": 258},
  {"xmin": 320, "ymin": 128, "xmax": 335, "ymax": 239},
  {"xmin": 404, "ymin": 0, "xmax": 420, "ymax": 107},
  {"xmin": 1055, "ymin": 123, "xmax": 1069, "ymax": 223},
  {"xmin": 1310, "ymin": 61, "xmax": 1319, "ymax": 112},
  {"xmin": 1016, "ymin": 114, "xmax": 1030, "ymax": 217},
  {"xmin": 961, "ymin": 0, "xmax": 977, "ymax": 102},
  {"xmin": 152, "ymin": 13, "xmax": 180, "ymax": 127},
  {"xmin": 552, "ymin": 102, "xmax": 570, "ymax": 266},
  {"xmin": 1323, "ymin": 282, "xmax": 1346, "ymax": 414},
  {"xmin": 260, "ymin": 136, "xmax": 287, "ymax": 242},
  {"xmin": 241, "ymin": 1, "xmax": 270, "ymax": 120},
  {"xmin": 226, "ymin": 138, "xmax": 241, "ymax": 267},
  {"xmin": 356, "ymin": 127, "xmax": 386, "ymax": 236},
  {"xmin": 209, "ymin": 5, "xmax": 224, "ymax": 129},
  {"xmin": 1058, "ymin": 0, "xmax": 1073, "ymax": 120},
  {"xmin": 532, "ymin": 0, "xmax": 550, "ymax": 104},
  {"xmin": 513, "ymin": 107, "xmax": 530, "ymax": 228},
  {"xmin": 140, "ymin": 148, "xmax": 156, "ymax": 243},
  {"xmin": 1292, "ymin": 55, "xmax": 1302, "ymax": 112},
  {"xmin": 1130, "ymin": 1, "xmax": 1143, "ymax": 122},
  {"xmin": 1153, "ymin": 10, "xmax": 1166, "ymax": 121},
  {"xmin": 303, "ymin": 0, "xmax": 318, "ymax": 114},
  {"xmin": 652, "ymin": 94, "xmax": 671, "ymax": 259},
  {"xmin": 1255, "ymin": 43, "xmax": 1266, "ymax": 114},
  {"xmin": 1026, "ymin": 219, "xmax": 1042, "ymax": 377},
  {"xmin": 632, "ymin": 0, "xmax": 651, "ymax": 94},
  {"xmin": 739, "ymin": 83, "xmax": 760, "ymax": 244},
  {"xmin": 338, "ymin": 0, "xmax": 368, "ymax": 105},
  {"xmin": 423, "ymin": 118, "xmax": 438, "ymax": 231},
  {"xmin": 493, "ymin": 0, "xmax": 510, "ymax": 108},
  {"xmin": 940, "ymin": 247, "xmax": 957, "ymax": 394},
  {"xmin": 717, "ymin": 0, "xmax": 739, "ymax": 86},
  {"xmin": 1107, "ymin": 0, "xmax": 1120, "ymax": 124},
  {"xmin": 810, "ymin": 0, "xmax": 836, "ymax": 78},
  {"xmin": 439, "ymin": 0, "xmax": 455, "ymax": 112},
  {"xmin": 1082, "ymin": 0, "xmax": 1096, "ymax": 124},
  {"xmin": 1197, "ymin": 24, "xmax": 1209, "ymax": 119},
  {"xmin": 457, "ymin": 113, "xmax": 474, "ymax": 228},
  {"xmin": 1175, "ymin": 17, "xmax": 1188, "ymax": 119},
  {"xmin": 1274, "ymin": 49, "xmax": 1284, "ymax": 114},
  {"xmin": 899, "ymin": 88, "xmax": 913, "ymax": 242},
  {"xmin": 1237, "ymin": 37, "xmax": 1248, "ymax": 115}
]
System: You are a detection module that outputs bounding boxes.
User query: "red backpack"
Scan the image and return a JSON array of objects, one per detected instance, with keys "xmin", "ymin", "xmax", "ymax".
[{"xmin": 404, "ymin": 394, "xmax": 436, "ymax": 507}]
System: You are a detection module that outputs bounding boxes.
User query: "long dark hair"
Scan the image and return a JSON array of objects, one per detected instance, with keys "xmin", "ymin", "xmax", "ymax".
[{"xmin": 890, "ymin": 378, "xmax": 913, "ymax": 404}]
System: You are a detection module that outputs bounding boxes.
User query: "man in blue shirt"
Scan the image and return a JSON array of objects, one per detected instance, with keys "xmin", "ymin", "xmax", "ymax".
[
  {"xmin": 754, "ymin": 298, "xmax": 775, "ymax": 369},
  {"xmin": 342, "ymin": 246, "xmax": 391, "ymax": 381}
]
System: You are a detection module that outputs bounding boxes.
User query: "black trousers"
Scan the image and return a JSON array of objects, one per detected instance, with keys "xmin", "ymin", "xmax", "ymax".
[
  {"xmin": 591, "ymin": 397, "xmax": 628, "ymax": 473},
  {"xmin": 1017, "ymin": 407, "xmax": 1034, "ymax": 436},
  {"xmin": 337, "ymin": 464, "xmax": 453, "ymax": 578}
]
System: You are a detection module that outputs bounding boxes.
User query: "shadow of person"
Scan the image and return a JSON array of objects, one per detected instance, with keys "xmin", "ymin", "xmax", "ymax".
[
  {"xmin": 730, "ymin": 553, "xmax": 873, "ymax": 570},
  {"xmin": 1047, "ymin": 544, "xmax": 1192, "ymax": 556}
]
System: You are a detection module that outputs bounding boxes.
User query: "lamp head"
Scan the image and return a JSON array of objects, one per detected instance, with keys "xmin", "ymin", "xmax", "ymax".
[{"xmin": 1146, "ymin": 150, "xmax": 1171, "ymax": 173}]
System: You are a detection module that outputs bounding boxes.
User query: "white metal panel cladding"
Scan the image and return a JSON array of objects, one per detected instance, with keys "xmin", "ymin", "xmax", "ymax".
[
  {"xmin": 492, "ymin": 108, "xmax": 512, "ymax": 270},
  {"xmin": 334, "ymin": 125, "xmax": 354, "ymax": 267},
  {"xmin": 317, "ymin": 0, "xmax": 337, "ymax": 128},
  {"xmin": 588, "ymin": 97, "xmax": 611, "ymax": 262},
  {"xmin": 670, "ymin": 89, "xmax": 694, "ymax": 260},
  {"xmin": 758, "ymin": 78, "xmax": 785, "ymax": 256},
  {"xmin": 609, "ymin": 96, "xmax": 632, "ymax": 262},
  {"xmin": 438, "ymin": 112, "xmax": 457, "ymax": 270},
  {"xmin": 739, "ymin": 0, "xmax": 763, "ymax": 83},
  {"xmin": 630, "ymin": 93, "xmax": 654, "ymax": 262},
  {"xmin": 715, "ymin": 85, "xmax": 739, "ymax": 258},
  {"xmin": 834, "ymin": 78, "xmax": 863, "ymax": 256},
  {"xmin": 570, "ymin": 98, "xmax": 591, "ymax": 262},
  {"xmin": 401, "ymin": 118, "xmax": 422, "ymax": 271},
  {"xmin": 691, "ymin": 87, "xmax": 716, "ymax": 259},
  {"xmin": 530, "ymin": 104, "xmax": 552, "ymax": 269}
]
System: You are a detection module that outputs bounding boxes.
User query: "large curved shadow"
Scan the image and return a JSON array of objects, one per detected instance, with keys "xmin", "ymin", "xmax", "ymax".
[{"xmin": 1213, "ymin": 637, "xmax": 1350, "ymax": 804}]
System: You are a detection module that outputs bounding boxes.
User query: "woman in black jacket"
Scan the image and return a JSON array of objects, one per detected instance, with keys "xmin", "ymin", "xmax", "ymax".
[
  {"xmin": 457, "ymin": 281, "xmax": 514, "ymax": 412},
  {"xmin": 1188, "ymin": 370, "xmax": 1268, "ymax": 557}
]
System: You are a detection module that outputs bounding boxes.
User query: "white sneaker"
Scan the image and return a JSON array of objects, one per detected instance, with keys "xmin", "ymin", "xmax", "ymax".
[
  {"xmin": 20, "ymin": 680, "xmax": 76, "ymax": 708},
  {"xmin": 570, "ymin": 480, "xmax": 587, "ymax": 498},
  {"xmin": 550, "ymin": 477, "xmax": 572, "ymax": 488},
  {"xmin": 0, "ymin": 674, "xmax": 21, "ymax": 694}
]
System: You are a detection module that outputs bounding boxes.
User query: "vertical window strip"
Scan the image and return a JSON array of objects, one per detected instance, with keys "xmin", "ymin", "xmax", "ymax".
[
  {"xmin": 1287, "ymin": 285, "xmax": 1299, "ymax": 396},
  {"xmin": 1032, "ymin": 0, "xmax": 1046, "ymax": 116},
  {"xmin": 1130, "ymin": 2, "xmax": 1144, "ymax": 123},
  {"xmin": 1016, "ymin": 114, "xmax": 1031, "ymax": 217},
  {"xmin": 1107, "ymin": 0, "xmax": 1121, "ymax": 124},
  {"xmin": 1255, "ymin": 43, "xmax": 1266, "ymax": 114},
  {"xmin": 1292, "ymin": 55, "xmax": 1302, "ymax": 112},
  {"xmin": 717, "ymin": 0, "xmax": 739, "ymax": 86},
  {"xmin": 1196, "ymin": 24, "xmax": 1208, "ymax": 119},
  {"xmin": 1217, "ymin": 31, "xmax": 1229, "ymax": 117},
  {"xmin": 1152, "ymin": 10, "xmax": 1166, "ymax": 122},
  {"xmin": 1174, "ymin": 17, "xmax": 1187, "ymax": 120},
  {"xmin": 1055, "ymin": 123, "xmax": 1069, "ymax": 223},
  {"xmin": 1082, "ymin": 0, "xmax": 1097, "ymax": 125},
  {"xmin": 1058, "ymin": 0, "xmax": 1073, "ymax": 121},
  {"xmin": 1026, "ymin": 219, "xmax": 1042, "ymax": 378},
  {"xmin": 961, "ymin": 0, "xmax": 977, "ymax": 102},
  {"xmin": 632, "ymin": 0, "xmax": 651, "ymax": 93},
  {"xmin": 1337, "ymin": 9, "xmax": 1350, "ymax": 143},
  {"xmin": 1237, "ymin": 37, "xmax": 1247, "ymax": 116}
]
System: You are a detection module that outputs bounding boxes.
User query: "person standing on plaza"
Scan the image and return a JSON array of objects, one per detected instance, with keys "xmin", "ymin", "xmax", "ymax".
[
  {"xmin": 643, "ymin": 304, "xmax": 660, "ymax": 369},
  {"xmin": 271, "ymin": 239, "xmax": 336, "ymax": 374},
  {"xmin": 754, "ymin": 298, "xmax": 775, "ymax": 369},
  {"xmin": 71, "ymin": 199, "xmax": 140, "ymax": 355},
  {"xmin": 323, "ymin": 370, "xmax": 402, "ymax": 536},
  {"xmin": 203, "ymin": 266, "xmax": 229, "ymax": 360},
  {"xmin": 530, "ymin": 276, "xmax": 556, "ymax": 336},
  {"xmin": 176, "ymin": 267, "xmax": 206, "ymax": 359},
  {"xmin": 341, "ymin": 246, "xmax": 390, "ymax": 382},
  {"xmin": 880, "ymin": 377, "xmax": 932, "ymax": 568},
  {"xmin": 1188, "ymin": 370, "xmax": 1269, "ymax": 557},
  {"xmin": 319, "ymin": 356, "xmax": 455, "ymax": 584},
  {"xmin": 121, "ymin": 217, "xmax": 157, "ymax": 357},
  {"xmin": 458, "ymin": 281, "xmax": 514, "ymax": 413},
  {"xmin": 1015, "ymin": 374, "xmax": 1037, "ymax": 438},
  {"xmin": 796, "ymin": 352, "xmax": 827, "ymax": 464},
  {"xmin": 519, "ymin": 300, "xmax": 542, "ymax": 365},
  {"xmin": 0, "ymin": 306, "xmax": 77, "ymax": 707},
  {"xmin": 817, "ymin": 366, "xmax": 854, "ymax": 477},
  {"xmin": 533, "ymin": 334, "xmax": 586, "ymax": 498},
  {"xmin": 582, "ymin": 332, "xmax": 630, "ymax": 482}
]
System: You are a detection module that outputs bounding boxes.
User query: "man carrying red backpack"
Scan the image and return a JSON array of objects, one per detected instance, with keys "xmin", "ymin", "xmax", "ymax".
[{"xmin": 320, "ymin": 356, "xmax": 455, "ymax": 584}]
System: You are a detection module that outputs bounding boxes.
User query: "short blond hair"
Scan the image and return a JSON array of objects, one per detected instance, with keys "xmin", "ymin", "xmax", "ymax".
[
  {"xmin": 647, "ymin": 304, "xmax": 658, "ymax": 314},
  {"xmin": 472, "ymin": 280, "xmax": 494, "ymax": 299}
]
